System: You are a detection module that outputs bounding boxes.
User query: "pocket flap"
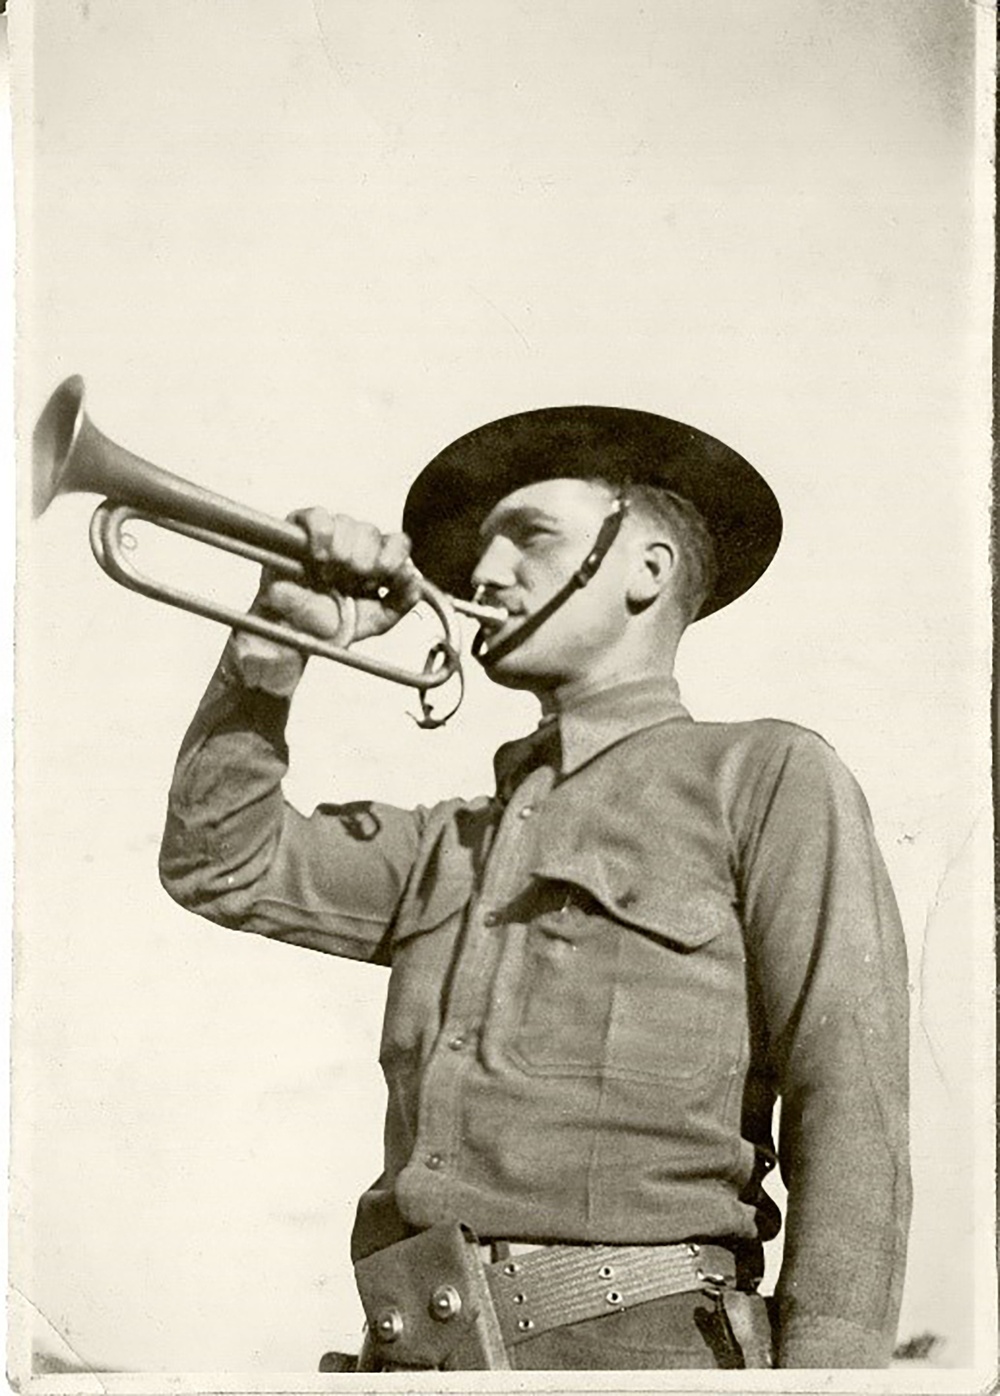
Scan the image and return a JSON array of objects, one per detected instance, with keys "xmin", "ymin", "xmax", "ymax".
[{"xmin": 530, "ymin": 850, "xmax": 728, "ymax": 949}]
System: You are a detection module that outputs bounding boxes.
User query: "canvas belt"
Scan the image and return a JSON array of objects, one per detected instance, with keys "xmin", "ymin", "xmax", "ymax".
[{"xmin": 483, "ymin": 1239, "xmax": 736, "ymax": 1346}]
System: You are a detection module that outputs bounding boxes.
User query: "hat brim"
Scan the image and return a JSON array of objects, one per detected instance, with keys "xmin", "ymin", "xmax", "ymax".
[{"xmin": 402, "ymin": 406, "xmax": 781, "ymax": 619}]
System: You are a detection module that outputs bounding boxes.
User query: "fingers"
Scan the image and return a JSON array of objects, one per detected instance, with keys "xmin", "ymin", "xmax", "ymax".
[
  {"xmin": 288, "ymin": 507, "xmax": 416, "ymax": 598},
  {"xmin": 376, "ymin": 535, "xmax": 423, "ymax": 613},
  {"xmin": 258, "ymin": 580, "xmax": 347, "ymax": 635},
  {"xmin": 375, "ymin": 529, "xmax": 412, "ymax": 577}
]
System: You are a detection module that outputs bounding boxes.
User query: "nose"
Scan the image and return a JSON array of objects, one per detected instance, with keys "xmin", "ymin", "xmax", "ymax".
[{"xmin": 470, "ymin": 534, "xmax": 518, "ymax": 594}]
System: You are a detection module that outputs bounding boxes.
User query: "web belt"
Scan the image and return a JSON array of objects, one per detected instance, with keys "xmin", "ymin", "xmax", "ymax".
[{"xmin": 485, "ymin": 1239, "xmax": 736, "ymax": 1346}]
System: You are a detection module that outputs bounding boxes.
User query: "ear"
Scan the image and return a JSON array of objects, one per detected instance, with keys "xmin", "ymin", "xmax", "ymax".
[{"xmin": 626, "ymin": 539, "xmax": 677, "ymax": 609}]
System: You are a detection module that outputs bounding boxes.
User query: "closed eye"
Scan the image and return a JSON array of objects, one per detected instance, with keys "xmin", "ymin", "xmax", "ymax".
[
  {"xmin": 511, "ymin": 522, "xmax": 558, "ymax": 547},
  {"xmin": 478, "ymin": 507, "xmax": 564, "ymax": 551}
]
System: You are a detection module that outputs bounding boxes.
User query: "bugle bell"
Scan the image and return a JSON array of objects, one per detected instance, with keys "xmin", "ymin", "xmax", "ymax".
[{"xmin": 32, "ymin": 375, "xmax": 506, "ymax": 726}]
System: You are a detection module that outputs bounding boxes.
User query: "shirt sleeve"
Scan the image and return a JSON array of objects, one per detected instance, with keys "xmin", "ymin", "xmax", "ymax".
[
  {"xmin": 158, "ymin": 641, "xmax": 428, "ymax": 963},
  {"xmin": 738, "ymin": 728, "xmax": 911, "ymax": 1368}
]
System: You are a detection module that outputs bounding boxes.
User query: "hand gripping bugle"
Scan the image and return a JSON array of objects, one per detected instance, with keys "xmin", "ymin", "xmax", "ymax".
[{"xmin": 32, "ymin": 376, "xmax": 507, "ymax": 726}]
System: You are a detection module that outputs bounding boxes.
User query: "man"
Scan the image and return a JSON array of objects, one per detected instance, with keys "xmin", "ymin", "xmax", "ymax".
[{"xmin": 159, "ymin": 406, "xmax": 911, "ymax": 1371}]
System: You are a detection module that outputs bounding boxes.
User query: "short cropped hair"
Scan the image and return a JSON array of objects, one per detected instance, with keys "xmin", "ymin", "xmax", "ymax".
[{"xmin": 592, "ymin": 479, "xmax": 718, "ymax": 624}]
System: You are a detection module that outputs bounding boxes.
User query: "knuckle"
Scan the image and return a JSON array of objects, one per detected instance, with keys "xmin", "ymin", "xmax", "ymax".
[{"xmin": 267, "ymin": 580, "xmax": 297, "ymax": 607}]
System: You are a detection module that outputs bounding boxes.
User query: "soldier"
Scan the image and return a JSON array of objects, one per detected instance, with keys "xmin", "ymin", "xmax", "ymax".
[{"xmin": 159, "ymin": 406, "xmax": 910, "ymax": 1370}]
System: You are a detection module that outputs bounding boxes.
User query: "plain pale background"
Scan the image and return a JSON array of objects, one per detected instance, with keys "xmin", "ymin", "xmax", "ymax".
[{"xmin": 10, "ymin": 0, "xmax": 995, "ymax": 1384}]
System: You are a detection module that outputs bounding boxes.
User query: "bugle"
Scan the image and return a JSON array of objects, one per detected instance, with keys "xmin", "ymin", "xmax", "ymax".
[{"xmin": 32, "ymin": 376, "xmax": 506, "ymax": 726}]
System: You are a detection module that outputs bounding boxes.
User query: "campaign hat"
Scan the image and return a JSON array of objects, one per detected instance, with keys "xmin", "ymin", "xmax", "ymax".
[{"xmin": 403, "ymin": 405, "xmax": 781, "ymax": 619}]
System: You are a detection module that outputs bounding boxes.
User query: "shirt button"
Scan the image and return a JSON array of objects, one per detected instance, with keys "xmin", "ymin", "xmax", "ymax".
[
  {"xmin": 518, "ymin": 805, "xmax": 534, "ymax": 820},
  {"xmin": 447, "ymin": 1034, "xmax": 466, "ymax": 1051},
  {"xmin": 482, "ymin": 910, "xmax": 501, "ymax": 927},
  {"xmin": 425, "ymin": 1153, "xmax": 444, "ymax": 1171}
]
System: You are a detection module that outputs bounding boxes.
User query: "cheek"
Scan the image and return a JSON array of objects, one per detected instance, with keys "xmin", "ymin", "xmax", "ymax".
[
  {"xmin": 569, "ymin": 594, "xmax": 624, "ymax": 642},
  {"xmin": 513, "ymin": 544, "xmax": 627, "ymax": 640},
  {"xmin": 517, "ymin": 539, "xmax": 567, "ymax": 574},
  {"xmin": 518, "ymin": 535, "xmax": 604, "ymax": 589},
  {"xmin": 545, "ymin": 582, "xmax": 627, "ymax": 653}
]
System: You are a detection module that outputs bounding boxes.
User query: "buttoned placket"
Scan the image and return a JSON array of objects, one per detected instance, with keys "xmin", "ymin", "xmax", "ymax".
[{"xmin": 408, "ymin": 760, "xmax": 558, "ymax": 1189}]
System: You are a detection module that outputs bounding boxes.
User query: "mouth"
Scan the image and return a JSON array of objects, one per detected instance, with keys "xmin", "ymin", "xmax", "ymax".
[
  {"xmin": 476, "ymin": 611, "xmax": 514, "ymax": 639},
  {"xmin": 472, "ymin": 605, "xmax": 523, "ymax": 659}
]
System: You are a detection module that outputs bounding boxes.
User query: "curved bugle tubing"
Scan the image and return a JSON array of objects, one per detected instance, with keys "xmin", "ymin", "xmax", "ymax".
[{"xmin": 34, "ymin": 376, "xmax": 507, "ymax": 723}]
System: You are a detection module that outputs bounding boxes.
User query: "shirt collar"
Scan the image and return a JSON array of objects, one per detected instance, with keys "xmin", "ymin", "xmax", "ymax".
[
  {"xmin": 493, "ymin": 674, "xmax": 691, "ymax": 797},
  {"xmin": 553, "ymin": 673, "xmax": 691, "ymax": 774}
]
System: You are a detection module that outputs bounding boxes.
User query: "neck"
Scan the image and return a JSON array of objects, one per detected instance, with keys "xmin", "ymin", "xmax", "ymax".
[{"xmin": 538, "ymin": 647, "xmax": 679, "ymax": 716}]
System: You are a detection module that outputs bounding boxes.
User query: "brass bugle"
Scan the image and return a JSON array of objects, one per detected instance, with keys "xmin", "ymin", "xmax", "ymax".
[{"xmin": 33, "ymin": 376, "xmax": 507, "ymax": 721}]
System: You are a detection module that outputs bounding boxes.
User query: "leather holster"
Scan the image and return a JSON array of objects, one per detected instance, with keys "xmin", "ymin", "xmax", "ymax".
[{"xmin": 354, "ymin": 1222, "xmax": 511, "ymax": 1370}]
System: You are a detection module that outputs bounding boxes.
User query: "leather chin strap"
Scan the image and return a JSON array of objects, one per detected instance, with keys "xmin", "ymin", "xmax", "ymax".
[{"xmin": 472, "ymin": 495, "xmax": 629, "ymax": 669}]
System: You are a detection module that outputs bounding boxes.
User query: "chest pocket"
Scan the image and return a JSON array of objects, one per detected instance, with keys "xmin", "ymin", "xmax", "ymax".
[{"xmin": 497, "ymin": 853, "xmax": 746, "ymax": 1086}]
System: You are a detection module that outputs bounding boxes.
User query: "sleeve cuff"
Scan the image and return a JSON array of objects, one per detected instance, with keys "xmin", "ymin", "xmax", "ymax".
[
  {"xmin": 223, "ymin": 631, "xmax": 307, "ymax": 697},
  {"xmin": 776, "ymin": 1311, "xmax": 896, "ymax": 1368}
]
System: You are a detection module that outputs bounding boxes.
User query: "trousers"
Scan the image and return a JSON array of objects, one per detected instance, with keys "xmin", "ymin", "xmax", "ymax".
[{"xmin": 518, "ymin": 1291, "xmax": 749, "ymax": 1370}]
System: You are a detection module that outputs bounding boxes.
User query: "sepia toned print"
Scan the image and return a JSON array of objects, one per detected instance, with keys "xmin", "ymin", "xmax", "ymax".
[{"xmin": 10, "ymin": 0, "xmax": 994, "ymax": 1390}]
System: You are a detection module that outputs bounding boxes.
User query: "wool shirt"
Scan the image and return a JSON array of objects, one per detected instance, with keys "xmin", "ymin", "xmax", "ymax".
[{"xmin": 159, "ymin": 654, "xmax": 910, "ymax": 1368}]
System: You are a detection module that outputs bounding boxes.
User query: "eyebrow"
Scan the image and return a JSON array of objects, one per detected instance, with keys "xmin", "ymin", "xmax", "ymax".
[{"xmin": 479, "ymin": 504, "xmax": 562, "ymax": 539}]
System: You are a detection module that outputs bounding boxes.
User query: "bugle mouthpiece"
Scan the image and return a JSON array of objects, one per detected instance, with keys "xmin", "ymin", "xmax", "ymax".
[{"xmin": 452, "ymin": 597, "xmax": 510, "ymax": 624}]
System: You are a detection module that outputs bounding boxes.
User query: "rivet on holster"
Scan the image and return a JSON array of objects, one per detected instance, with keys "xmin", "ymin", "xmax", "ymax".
[
  {"xmin": 429, "ymin": 1284, "xmax": 463, "ymax": 1321},
  {"xmin": 374, "ymin": 1307, "xmax": 404, "ymax": 1343}
]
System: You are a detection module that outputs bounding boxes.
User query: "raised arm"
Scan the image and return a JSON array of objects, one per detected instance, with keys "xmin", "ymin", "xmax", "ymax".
[{"xmin": 159, "ymin": 510, "xmax": 427, "ymax": 963}]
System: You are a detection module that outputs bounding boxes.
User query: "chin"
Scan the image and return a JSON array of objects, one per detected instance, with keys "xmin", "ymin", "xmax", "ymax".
[{"xmin": 478, "ymin": 650, "xmax": 563, "ymax": 693}]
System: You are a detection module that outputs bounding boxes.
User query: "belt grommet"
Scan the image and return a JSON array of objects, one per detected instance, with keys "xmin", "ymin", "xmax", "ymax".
[
  {"xmin": 429, "ymin": 1284, "xmax": 462, "ymax": 1322},
  {"xmin": 517, "ymin": 1317, "xmax": 534, "ymax": 1332},
  {"xmin": 688, "ymin": 1242, "xmax": 701, "ymax": 1256},
  {"xmin": 373, "ymin": 1307, "xmax": 404, "ymax": 1343},
  {"xmin": 598, "ymin": 1264, "xmax": 614, "ymax": 1279},
  {"xmin": 605, "ymin": 1289, "xmax": 624, "ymax": 1306},
  {"xmin": 503, "ymin": 1261, "xmax": 520, "ymax": 1276}
]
